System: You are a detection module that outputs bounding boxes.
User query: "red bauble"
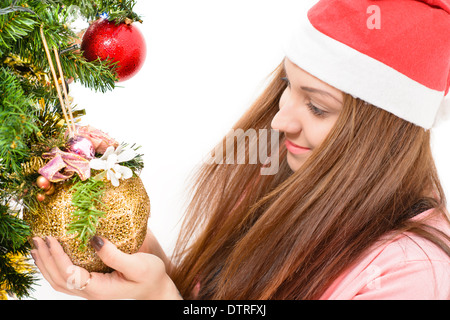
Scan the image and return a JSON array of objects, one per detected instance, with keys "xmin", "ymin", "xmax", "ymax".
[{"xmin": 81, "ymin": 19, "xmax": 146, "ymax": 82}]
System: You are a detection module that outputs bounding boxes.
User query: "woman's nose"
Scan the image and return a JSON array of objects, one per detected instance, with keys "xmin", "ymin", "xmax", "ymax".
[{"xmin": 271, "ymin": 101, "xmax": 302, "ymax": 134}]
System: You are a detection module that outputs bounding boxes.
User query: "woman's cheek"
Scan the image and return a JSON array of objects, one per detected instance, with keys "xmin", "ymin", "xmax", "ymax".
[{"xmin": 305, "ymin": 117, "xmax": 339, "ymax": 149}]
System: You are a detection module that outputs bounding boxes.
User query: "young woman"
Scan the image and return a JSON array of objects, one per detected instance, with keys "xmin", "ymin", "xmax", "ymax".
[{"xmin": 31, "ymin": 0, "xmax": 450, "ymax": 299}]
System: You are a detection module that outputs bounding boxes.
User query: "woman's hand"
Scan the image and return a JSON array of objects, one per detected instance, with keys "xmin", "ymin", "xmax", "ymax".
[
  {"xmin": 138, "ymin": 228, "xmax": 173, "ymax": 271},
  {"xmin": 31, "ymin": 236, "xmax": 182, "ymax": 300}
]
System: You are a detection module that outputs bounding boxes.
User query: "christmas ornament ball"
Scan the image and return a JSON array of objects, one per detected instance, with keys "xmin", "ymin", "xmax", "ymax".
[
  {"xmin": 36, "ymin": 175, "xmax": 51, "ymax": 190},
  {"xmin": 81, "ymin": 18, "xmax": 147, "ymax": 82},
  {"xmin": 36, "ymin": 193, "xmax": 46, "ymax": 202},
  {"xmin": 24, "ymin": 176, "xmax": 150, "ymax": 272}
]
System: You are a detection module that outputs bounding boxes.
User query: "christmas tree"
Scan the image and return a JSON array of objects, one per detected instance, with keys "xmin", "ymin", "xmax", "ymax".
[{"xmin": 0, "ymin": 0, "xmax": 144, "ymax": 299}]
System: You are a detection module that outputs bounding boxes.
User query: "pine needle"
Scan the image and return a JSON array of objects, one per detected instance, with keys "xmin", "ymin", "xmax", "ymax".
[{"xmin": 67, "ymin": 178, "xmax": 107, "ymax": 250}]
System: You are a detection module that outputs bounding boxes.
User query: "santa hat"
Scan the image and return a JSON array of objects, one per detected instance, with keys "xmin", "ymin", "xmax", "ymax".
[{"xmin": 283, "ymin": 0, "xmax": 450, "ymax": 129}]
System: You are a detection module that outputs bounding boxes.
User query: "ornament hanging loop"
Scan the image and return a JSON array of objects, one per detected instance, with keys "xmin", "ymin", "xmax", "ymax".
[{"xmin": 39, "ymin": 24, "xmax": 76, "ymax": 137}]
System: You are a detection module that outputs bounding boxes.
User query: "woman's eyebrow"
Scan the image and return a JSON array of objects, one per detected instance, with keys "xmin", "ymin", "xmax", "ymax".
[
  {"xmin": 300, "ymin": 86, "xmax": 343, "ymax": 104},
  {"xmin": 283, "ymin": 60, "xmax": 343, "ymax": 105}
]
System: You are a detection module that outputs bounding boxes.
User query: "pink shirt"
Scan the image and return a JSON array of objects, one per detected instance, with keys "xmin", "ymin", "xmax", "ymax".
[{"xmin": 320, "ymin": 209, "xmax": 450, "ymax": 300}]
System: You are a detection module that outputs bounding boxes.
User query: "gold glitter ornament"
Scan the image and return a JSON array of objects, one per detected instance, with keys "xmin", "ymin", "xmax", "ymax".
[{"xmin": 24, "ymin": 176, "xmax": 150, "ymax": 272}]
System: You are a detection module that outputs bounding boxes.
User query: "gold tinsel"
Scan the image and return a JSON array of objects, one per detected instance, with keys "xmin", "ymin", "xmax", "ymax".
[
  {"xmin": 24, "ymin": 176, "xmax": 150, "ymax": 272},
  {"xmin": 3, "ymin": 54, "xmax": 50, "ymax": 86},
  {"xmin": 21, "ymin": 156, "xmax": 46, "ymax": 176}
]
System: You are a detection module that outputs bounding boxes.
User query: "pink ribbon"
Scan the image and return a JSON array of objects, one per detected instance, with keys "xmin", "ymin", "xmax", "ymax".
[{"xmin": 38, "ymin": 147, "xmax": 91, "ymax": 182}]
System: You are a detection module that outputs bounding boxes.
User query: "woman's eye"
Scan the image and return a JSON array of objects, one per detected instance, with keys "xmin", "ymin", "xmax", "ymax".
[
  {"xmin": 280, "ymin": 77, "xmax": 327, "ymax": 118},
  {"xmin": 307, "ymin": 102, "xmax": 326, "ymax": 117}
]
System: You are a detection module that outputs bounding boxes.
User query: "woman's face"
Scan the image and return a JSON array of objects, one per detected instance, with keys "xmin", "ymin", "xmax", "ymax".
[{"xmin": 271, "ymin": 58, "xmax": 344, "ymax": 171}]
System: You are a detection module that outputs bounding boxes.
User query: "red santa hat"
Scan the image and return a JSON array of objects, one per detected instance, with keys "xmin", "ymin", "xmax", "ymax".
[{"xmin": 283, "ymin": 0, "xmax": 450, "ymax": 129}]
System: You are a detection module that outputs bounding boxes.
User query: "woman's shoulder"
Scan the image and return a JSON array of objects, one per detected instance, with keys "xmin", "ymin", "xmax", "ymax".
[
  {"xmin": 321, "ymin": 209, "xmax": 450, "ymax": 300},
  {"xmin": 392, "ymin": 208, "xmax": 450, "ymax": 262}
]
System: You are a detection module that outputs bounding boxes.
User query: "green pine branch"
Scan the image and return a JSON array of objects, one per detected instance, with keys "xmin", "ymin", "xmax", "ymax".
[
  {"xmin": 61, "ymin": 50, "xmax": 119, "ymax": 92},
  {"xmin": 97, "ymin": 0, "xmax": 142, "ymax": 23},
  {"xmin": 64, "ymin": 0, "xmax": 143, "ymax": 23},
  {"xmin": 0, "ymin": 204, "xmax": 36, "ymax": 299},
  {"xmin": 119, "ymin": 143, "xmax": 145, "ymax": 174},
  {"xmin": 68, "ymin": 178, "xmax": 107, "ymax": 250},
  {"xmin": 0, "ymin": 205, "xmax": 31, "ymax": 253},
  {"xmin": 0, "ymin": 5, "xmax": 37, "ymax": 54},
  {"xmin": 0, "ymin": 253, "xmax": 36, "ymax": 299},
  {"xmin": 0, "ymin": 67, "xmax": 39, "ymax": 175}
]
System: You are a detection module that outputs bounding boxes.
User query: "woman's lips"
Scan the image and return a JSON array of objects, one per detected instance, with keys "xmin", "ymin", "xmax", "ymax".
[{"xmin": 285, "ymin": 139, "xmax": 311, "ymax": 155}]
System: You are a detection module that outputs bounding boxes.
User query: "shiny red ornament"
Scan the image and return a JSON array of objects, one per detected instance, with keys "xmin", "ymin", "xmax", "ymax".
[{"xmin": 81, "ymin": 18, "xmax": 146, "ymax": 82}]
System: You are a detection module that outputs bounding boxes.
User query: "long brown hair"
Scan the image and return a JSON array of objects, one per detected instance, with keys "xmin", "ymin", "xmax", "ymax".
[{"xmin": 169, "ymin": 61, "xmax": 450, "ymax": 299}]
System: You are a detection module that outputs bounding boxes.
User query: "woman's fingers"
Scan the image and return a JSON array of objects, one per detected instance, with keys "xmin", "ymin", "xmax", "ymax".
[
  {"xmin": 32, "ymin": 236, "xmax": 91, "ymax": 296},
  {"xmin": 45, "ymin": 236, "xmax": 92, "ymax": 291},
  {"xmin": 90, "ymin": 236, "xmax": 158, "ymax": 282},
  {"xmin": 32, "ymin": 237, "xmax": 66, "ymax": 292}
]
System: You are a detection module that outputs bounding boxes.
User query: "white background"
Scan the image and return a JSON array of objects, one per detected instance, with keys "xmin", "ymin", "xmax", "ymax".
[{"xmin": 26, "ymin": 0, "xmax": 450, "ymax": 299}]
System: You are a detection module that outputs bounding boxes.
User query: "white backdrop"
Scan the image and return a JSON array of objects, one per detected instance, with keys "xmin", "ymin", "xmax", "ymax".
[{"xmin": 27, "ymin": 0, "xmax": 450, "ymax": 299}]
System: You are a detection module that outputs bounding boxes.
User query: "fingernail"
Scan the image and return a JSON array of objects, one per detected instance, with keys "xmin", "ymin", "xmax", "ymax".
[
  {"xmin": 90, "ymin": 236, "xmax": 104, "ymax": 251},
  {"xmin": 44, "ymin": 237, "xmax": 51, "ymax": 249},
  {"xmin": 32, "ymin": 238, "xmax": 39, "ymax": 249}
]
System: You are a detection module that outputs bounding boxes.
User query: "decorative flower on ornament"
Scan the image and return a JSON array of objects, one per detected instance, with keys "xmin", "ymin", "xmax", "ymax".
[
  {"xmin": 89, "ymin": 145, "xmax": 137, "ymax": 187},
  {"xmin": 73, "ymin": 125, "xmax": 119, "ymax": 154}
]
